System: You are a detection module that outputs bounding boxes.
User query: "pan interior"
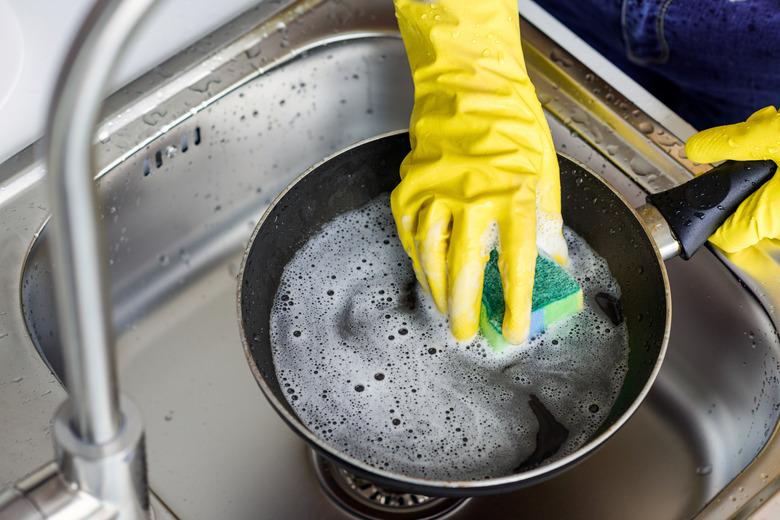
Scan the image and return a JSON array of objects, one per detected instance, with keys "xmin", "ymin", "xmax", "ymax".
[
  {"xmin": 268, "ymin": 195, "xmax": 630, "ymax": 480},
  {"xmin": 240, "ymin": 133, "xmax": 666, "ymax": 485}
]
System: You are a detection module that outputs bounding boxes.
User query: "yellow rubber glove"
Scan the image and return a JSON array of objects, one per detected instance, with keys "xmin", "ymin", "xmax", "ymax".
[
  {"xmin": 686, "ymin": 106, "xmax": 780, "ymax": 253},
  {"xmin": 391, "ymin": 0, "xmax": 568, "ymax": 343}
]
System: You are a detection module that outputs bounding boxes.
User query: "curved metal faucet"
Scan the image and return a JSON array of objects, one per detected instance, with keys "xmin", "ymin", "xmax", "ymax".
[
  {"xmin": 0, "ymin": 0, "xmax": 157, "ymax": 517},
  {"xmin": 47, "ymin": 0, "xmax": 158, "ymax": 447}
]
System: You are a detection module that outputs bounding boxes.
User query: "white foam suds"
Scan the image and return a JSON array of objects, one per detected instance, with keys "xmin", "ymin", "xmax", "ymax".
[{"xmin": 270, "ymin": 195, "xmax": 628, "ymax": 480}]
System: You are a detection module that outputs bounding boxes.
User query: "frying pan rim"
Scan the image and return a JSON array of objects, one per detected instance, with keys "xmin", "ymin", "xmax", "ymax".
[{"xmin": 237, "ymin": 129, "xmax": 672, "ymax": 491}]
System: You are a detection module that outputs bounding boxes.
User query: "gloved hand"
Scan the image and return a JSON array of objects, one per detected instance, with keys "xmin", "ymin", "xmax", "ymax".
[
  {"xmin": 686, "ymin": 106, "xmax": 780, "ymax": 252},
  {"xmin": 391, "ymin": 0, "xmax": 568, "ymax": 343}
]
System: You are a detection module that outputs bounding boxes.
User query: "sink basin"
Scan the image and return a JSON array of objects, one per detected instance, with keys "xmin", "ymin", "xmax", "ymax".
[{"xmin": 13, "ymin": 2, "xmax": 780, "ymax": 518}]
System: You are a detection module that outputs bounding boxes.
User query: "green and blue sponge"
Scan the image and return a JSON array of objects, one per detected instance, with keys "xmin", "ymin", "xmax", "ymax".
[{"xmin": 480, "ymin": 250, "xmax": 583, "ymax": 350}]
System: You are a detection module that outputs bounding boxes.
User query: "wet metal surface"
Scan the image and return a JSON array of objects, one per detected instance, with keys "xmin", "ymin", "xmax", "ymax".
[{"xmin": 3, "ymin": 1, "xmax": 780, "ymax": 518}]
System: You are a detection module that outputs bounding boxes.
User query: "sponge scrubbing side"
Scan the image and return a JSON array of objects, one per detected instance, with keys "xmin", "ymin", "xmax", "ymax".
[{"xmin": 480, "ymin": 250, "xmax": 583, "ymax": 350}]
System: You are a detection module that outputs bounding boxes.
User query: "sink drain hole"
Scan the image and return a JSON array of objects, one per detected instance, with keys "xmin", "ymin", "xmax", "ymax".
[{"xmin": 312, "ymin": 452, "xmax": 467, "ymax": 519}]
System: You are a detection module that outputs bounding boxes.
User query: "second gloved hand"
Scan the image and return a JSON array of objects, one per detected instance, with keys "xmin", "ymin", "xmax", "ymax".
[
  {"xmin": 391, "ymin": 0, "xmax": 568, "ymax": 344},
  {"xmin": 686, "ymin": 106, "xmax": 780, "ymax": 252}
]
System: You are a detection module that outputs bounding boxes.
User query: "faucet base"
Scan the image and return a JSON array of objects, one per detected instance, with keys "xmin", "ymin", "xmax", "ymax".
[
  {"xmin": 53, "ymin": 395, "xmax": 149, "ymax": 520},
  {"xmin": 0, "ymin": 395, "xmax": 151, "ymax": 519}
]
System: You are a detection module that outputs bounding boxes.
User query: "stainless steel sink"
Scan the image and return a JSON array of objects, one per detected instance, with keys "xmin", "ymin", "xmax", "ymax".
[{"xmin": 4, "ymin": 1, "xmax": 780, "ymax": 518}]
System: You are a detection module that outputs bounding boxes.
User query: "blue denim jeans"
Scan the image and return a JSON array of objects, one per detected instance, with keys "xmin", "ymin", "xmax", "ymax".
[{"xmin": 534, "ymin": 0, "xmax": 780, "ymax": 129}]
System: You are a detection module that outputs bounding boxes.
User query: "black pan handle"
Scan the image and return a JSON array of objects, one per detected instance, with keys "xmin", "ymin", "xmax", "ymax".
[{"xmin": 646, "ymin": 160, "xmax": 777, "ymax": 259}]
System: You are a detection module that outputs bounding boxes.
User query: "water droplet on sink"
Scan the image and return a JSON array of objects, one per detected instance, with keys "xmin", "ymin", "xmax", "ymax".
[
  {"xmin": 189, "ymin": 77, "xmax": 222, "ymax": 93},
  {"xmin": 571, "ymin": 111, "xmax": 588, "ymax": 125},
  {"xmin": 655, "ymin": 130, "xmax": 677, "ymax": 146},
  {"xmin": 638, "ymin": 121, "xmax": 654, "ymax": 134},
  {"xmin": 245, "ymin": 44, "xmax": 263, "ymax": 59},
  {"xmin": 696, "ymin": 465, "xmax": 712, "ymax": 475},
  {"xmin": 629, "ymin": 156, "xmax": 655, "ymax": 176},
  {"xmin": 179, "ymin": 249, "xmax": 191, "ymax": 266},
  {"xmin": 549, "ymin": 49, "xmax": 573, "ymax": 67},
  {"xmin": 12, "ymin": 377, "xmax": 23, "ymax": 383},
  {"xmin": 142, "ymin": 109, "xmax": 168, "ymax": 126}
]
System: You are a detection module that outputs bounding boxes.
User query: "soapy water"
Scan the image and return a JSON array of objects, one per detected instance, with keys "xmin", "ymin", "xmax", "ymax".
[{"xmin": 270, "ymin": 195, "xmax": 628, "ymax": 480}]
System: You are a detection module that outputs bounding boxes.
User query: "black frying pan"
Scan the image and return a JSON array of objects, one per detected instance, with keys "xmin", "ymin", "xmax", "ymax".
[{"xmin": 238, "ymin": 132, "xmax": 775, "ymax": 496}]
